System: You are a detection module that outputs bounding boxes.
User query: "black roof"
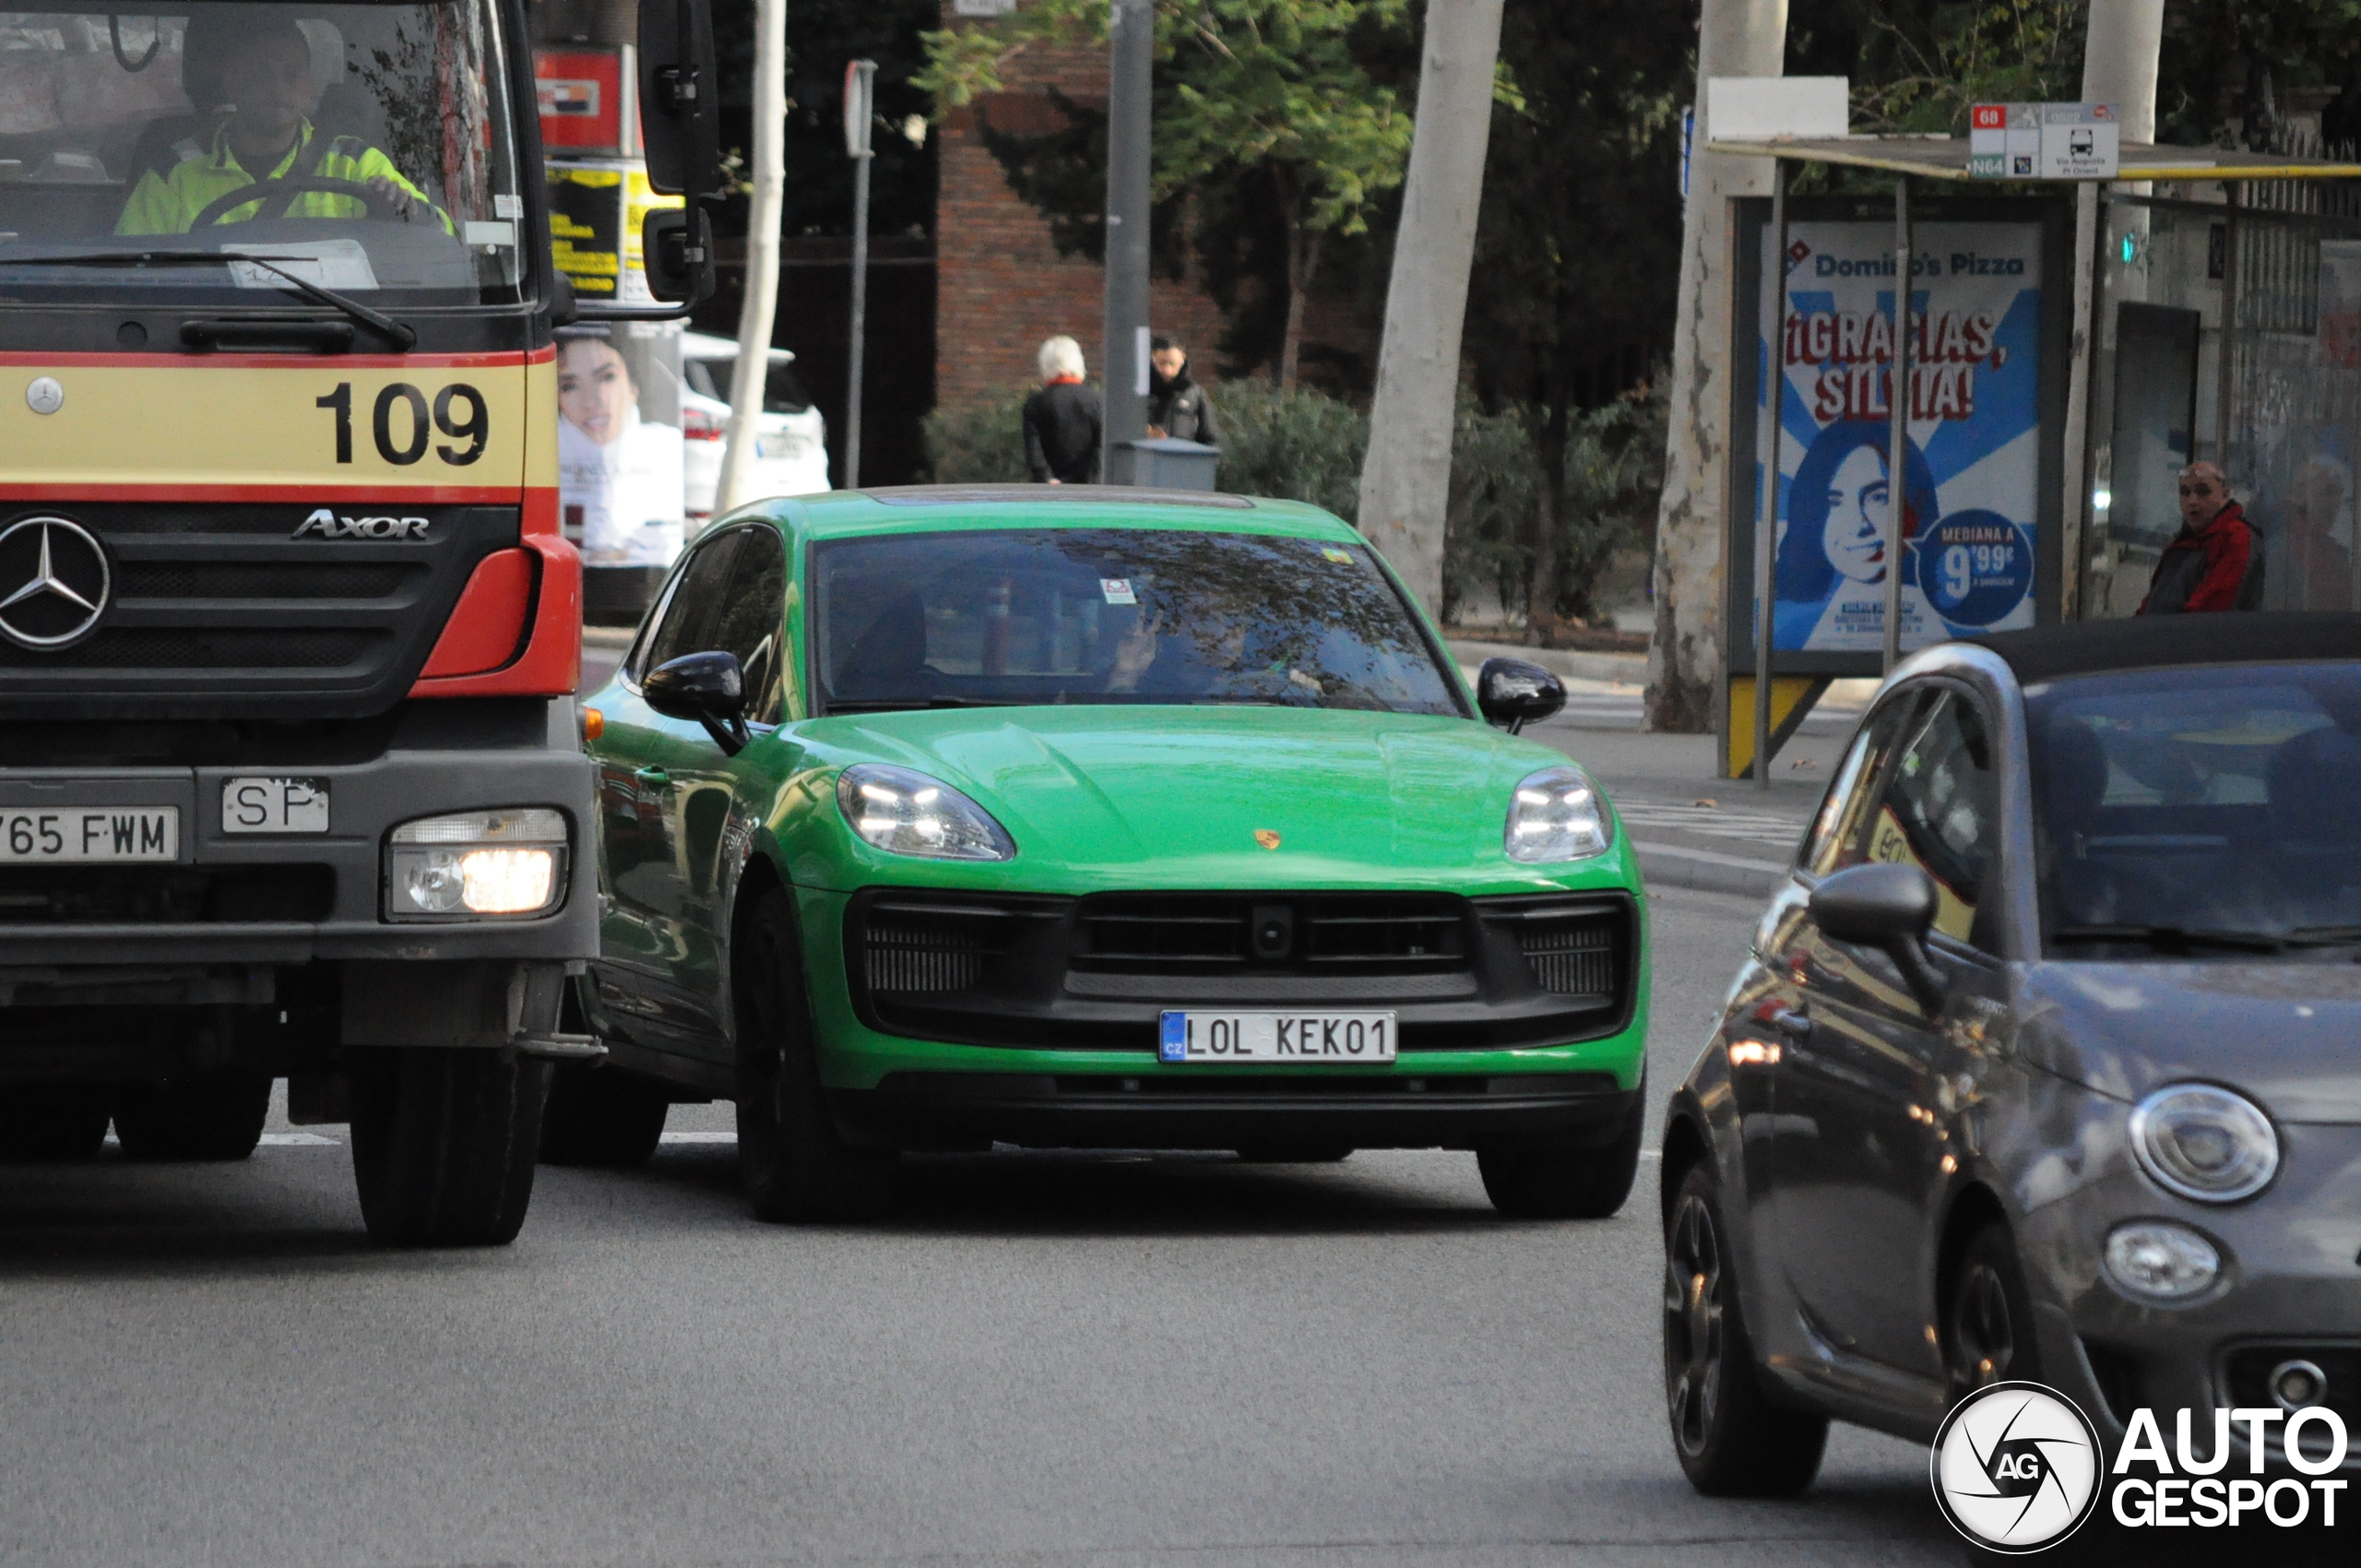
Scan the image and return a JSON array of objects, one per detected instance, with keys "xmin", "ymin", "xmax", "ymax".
[{"xmin": 1966, "ymin": 612, "xmax": 2361, "ymax": 683}]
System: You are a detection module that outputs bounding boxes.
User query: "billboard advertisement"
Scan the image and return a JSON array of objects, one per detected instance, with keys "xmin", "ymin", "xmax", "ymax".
[{"xmin": 1762, "ymin": 220, "xmax": 2046, "ymax": 652}]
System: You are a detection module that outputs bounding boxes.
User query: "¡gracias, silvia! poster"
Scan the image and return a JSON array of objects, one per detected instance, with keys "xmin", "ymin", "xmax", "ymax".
[{"xmin": 1761, "ymin": 221, "xmax": 2043, "ymax": 652}]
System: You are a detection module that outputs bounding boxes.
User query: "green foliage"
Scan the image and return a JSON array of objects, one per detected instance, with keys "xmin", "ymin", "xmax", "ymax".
[
  {"xmin": 1195, "ymin": 379, "xmax": 1370, "ymax": 517},
  {"xmin": 1846, "ymin": 1, "xmax": 2090, "ymax": 135},
  {"xmin": 921, "ymin": 388, "xmax": 1036, "ymax": 484}
]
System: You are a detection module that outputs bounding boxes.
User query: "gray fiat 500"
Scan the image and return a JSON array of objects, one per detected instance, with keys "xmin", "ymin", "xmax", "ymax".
[{"xmin": 1659, "ymin": 613, "xmax": 2361, "ymax": 1496}]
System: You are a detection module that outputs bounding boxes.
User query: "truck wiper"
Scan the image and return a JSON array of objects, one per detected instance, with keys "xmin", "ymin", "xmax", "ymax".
[
  {"xmin": 2050, "ymin": 923, "xmax": 2287, "ymax": 954},
  {"xmin": 17, "ymin": 249, "xmax": 415, "ymax": 350}
]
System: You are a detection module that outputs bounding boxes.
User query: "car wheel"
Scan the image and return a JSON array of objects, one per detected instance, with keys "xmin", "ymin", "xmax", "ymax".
[
  {"xmin": 1945, "ymin": 1221, "xmax": 2041, "ymax": 1399},
  {"xmin": 1662, "ymin": 1159, "xmax": 1829, "ymax": 1496},
  {"xmin": 735, "ymin": 889, "xmax": 895, "ymax": 1222},
  {"xmin": 1477, "ymin": 1077, "xmax": 1645, "ymax": 1218},
  {"xmin": 113, "ymin": 1072, "xmax": 271, "ymax": 1161},
  {"xmin": 0, "ymin": 1086, "xmax": 112, "ymax": 1162},
  {"xmin": 1234, "ymin": 1145, "xmax": 1352, "ymax": 1163},
  {"xmin": 540, "ymin": 1064, "xmax": 669, "ymax": 1167},
  {"xmin": 348, "ymin": 1049, "xmax": 550, "ymax": 1247}
]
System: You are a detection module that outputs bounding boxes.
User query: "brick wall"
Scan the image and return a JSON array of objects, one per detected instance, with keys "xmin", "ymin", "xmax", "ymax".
[{"xmin": 934, "ymin": 3, "xmax": 1228, "ymax": 412}]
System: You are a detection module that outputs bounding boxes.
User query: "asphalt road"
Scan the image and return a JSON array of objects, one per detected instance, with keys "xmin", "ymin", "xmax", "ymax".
[{"xmin": 0, "ymin": 883, "xmax": 1969, "ymax": 1568}]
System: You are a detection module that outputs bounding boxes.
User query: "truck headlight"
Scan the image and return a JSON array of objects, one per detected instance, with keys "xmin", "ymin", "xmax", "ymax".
[
  {"xmin": 836, "ymin": 765, "xmax": 1014, "ymax": 861},
  {"xmin": 386, "ymin": 807, "xmax": 568, "ymax": 920},
  {"xmin": 1504, "ymin": 765, "xmax": 1613, "ymax": 862},
  {"xmin": 2129, "ymin": 1083, "xmax": 2279, "ymax": 1203}
]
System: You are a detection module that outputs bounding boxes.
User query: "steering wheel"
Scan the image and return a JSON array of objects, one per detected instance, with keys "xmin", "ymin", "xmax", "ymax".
[{"xmin": 191, "ymin": 175, "xmax": 408, "ymax": 232}]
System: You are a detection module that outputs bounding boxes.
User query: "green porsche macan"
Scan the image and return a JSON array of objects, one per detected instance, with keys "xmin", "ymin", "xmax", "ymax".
[{"xmin": 558, "ymin": 485, "xmax": 1650, "ymax": 1220}]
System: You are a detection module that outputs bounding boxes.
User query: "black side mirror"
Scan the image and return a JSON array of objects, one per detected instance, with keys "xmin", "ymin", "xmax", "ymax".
[
  {"xmin": 641, "ymin": 206, "xmax": 715, "ymax": 304},
  {"xmin": 1809, "ymin": 862, "xmax": 1948, "ymax": 1015},
  {"xmin": 1477, "ymin": 657, "xmax": 1566, "ymax": 735},
  {"xmin": 637, "ymin": 0, "xmax": 722, "ymax": 200},
  {"xmin": 644, "ymin": 650, "xmax": 748, "ymax": 754}
]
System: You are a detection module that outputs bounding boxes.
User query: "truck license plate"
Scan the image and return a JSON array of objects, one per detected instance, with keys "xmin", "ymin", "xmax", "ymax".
[
  {"xmin": 1157, "ymin": 1010, "xmax": 1397, "ymax": 1064},
  {"xmin": 0, "ymin": 807, "xmax": 179, "ymax": 862},
  {"xmin": 220, "ymin": 778, "xmax": 330, "ymax": 835}
]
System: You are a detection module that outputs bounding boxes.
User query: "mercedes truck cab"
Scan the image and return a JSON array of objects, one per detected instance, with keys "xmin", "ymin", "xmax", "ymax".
[{"xmin": 0, "ymin": 0, "xmax": 720, "ymax": 1244}]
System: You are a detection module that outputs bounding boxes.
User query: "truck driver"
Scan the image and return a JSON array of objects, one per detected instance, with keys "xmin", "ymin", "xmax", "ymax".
[{"xmin": 117, "ymin": 10, "xmax": 444, "ymax": 236}]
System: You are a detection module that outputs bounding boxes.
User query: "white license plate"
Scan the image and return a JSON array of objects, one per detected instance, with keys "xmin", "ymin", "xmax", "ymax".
[
  {"xmin": 754, "ymin": 434, "xmax": 801, "ymax": 458},
  {"xmin": 0, "ymin": 806, "xmax": 178, "ymax": 862},
  {"xmin": 1157, "ymin": 1010, "xmax": 1397, "ymax": 1064},
  {"xmin": 221, "ymin": 777, "xmax": 330, "ymax": 835}
]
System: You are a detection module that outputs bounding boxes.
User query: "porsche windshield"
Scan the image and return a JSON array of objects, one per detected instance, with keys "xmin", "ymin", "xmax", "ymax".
[
  {"xmin": 0, "ymin": 4, "xmax": 525, "ymax": 304},
  {"xmin": 2028, "ymin": 660, "xmax": 2361, "ymax": 951},
  {"xmin": 811, "ymin": 528, "xmax": 1463, "ymax": 718}
]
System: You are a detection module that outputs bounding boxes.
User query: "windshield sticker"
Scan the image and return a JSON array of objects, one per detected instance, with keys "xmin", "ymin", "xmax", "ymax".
[
  {"xmin": 1100, "ymin": 578, "xmax": 1136, "ymax": 605},
  {"xmin": 1321, "ymin": 547, "xmax": 1353, "ymax": 564}
]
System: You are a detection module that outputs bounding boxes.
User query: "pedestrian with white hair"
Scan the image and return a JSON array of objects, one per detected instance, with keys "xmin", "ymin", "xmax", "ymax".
[{"xmin": 1023, "ymin": 335, "xmax": 1102, "ymax": 484}]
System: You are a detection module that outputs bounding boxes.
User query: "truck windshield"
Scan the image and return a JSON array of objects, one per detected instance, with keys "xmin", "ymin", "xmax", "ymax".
[
  {"xmin": 810, "ymin": 527, "xmax": 1464, "ymax": 718},
  {"xmin": 2027, "ymin": 661, "xmax": 2361, "ymax": 953},
  {"xmin": 0, "ymin": 3, "xmax": 525, "ymax": 306}
]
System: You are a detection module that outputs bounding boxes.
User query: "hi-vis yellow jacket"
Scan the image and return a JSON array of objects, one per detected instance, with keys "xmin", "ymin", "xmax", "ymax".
[{"xmin": 117, "ymin": 119, "xmax": 449, "ymax": 235}]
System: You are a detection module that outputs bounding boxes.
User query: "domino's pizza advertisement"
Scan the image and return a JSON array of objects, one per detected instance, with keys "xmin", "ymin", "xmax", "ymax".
[{"xmin": 1761, "ymin": 221, "xmax": 2043, "ymax": 652}]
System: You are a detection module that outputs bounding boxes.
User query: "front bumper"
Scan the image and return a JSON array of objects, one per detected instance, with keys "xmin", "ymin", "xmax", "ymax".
[
  {"xmin": 2027, "ymin": 1121, "xmax": 2361, "ymax": 1471},
  {"xmin": 832, "ymin": 1069, "xmax": 1640, "ymax": 1152}
]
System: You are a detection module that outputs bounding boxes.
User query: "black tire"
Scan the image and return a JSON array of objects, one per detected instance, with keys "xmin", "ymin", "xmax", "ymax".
[
  {"xmin": 539, "ymin": 1064, "xmax": 669, "ymax": 1167},
  {"xmin": 1945, "ymin": 1220, "xmax": 2041, "ymax": 1401},
  {"xmin": 0, "ymin": 1086, "xmax": 112, "ymax": 1162},
  {"xmin": 349, "ymin": 1049, "xmax": 551, "ymax": 1247},
  {"xmin": 1477, "ymin": 1078, "xmax": 1645, "ymax": 1218},
  {"xmin": 1663, "ymin": 1159, "xmax": 1830, "ymax": 1497},
  {"xmin": 113, "ymin": 1072, "xmax": 271, "ymax": 1161},
  {"xmin": 735, "ymin": 889, "xmax": 895, "ymax": 1222},
  {"xmin": 1234, "ymin": 1145, "xmax": 1353, "ymax": 1164}
]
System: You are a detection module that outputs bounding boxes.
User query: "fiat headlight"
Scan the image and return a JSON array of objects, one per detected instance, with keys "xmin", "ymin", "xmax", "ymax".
[
  {"xmin": 836, "ymin": 765, "xmax": 1015, "ymax": 861},
  {"xmin": 2129, "ymin": 1084, "xmax": 2279, "ymax": 1203},
  {"xmin": 1504, "ymin": 765, "xmax": 1613, "ymax": 863},
  {"xmin": 386, "ymin": 807, "xmax": 567, "ymax": 920},
  {"xmin": 2104, "ymin": 1221, "xmax": 2223, "ymax": 1302}
]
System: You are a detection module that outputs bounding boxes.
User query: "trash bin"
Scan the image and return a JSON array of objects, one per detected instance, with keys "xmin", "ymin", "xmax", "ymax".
[{"xmin": 1110, "ymin": 437, "xmax": 1219, "ymax": 491}]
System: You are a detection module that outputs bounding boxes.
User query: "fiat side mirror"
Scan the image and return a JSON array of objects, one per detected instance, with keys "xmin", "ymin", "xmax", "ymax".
[
  {"xmin": 1809, "ymin": 862, "xmax": 1948, "ymax": 1015},
  {"xmin": 644, "ymin": 650, "xmax": 748, "ymax": 754},
  {"xmin": 1477, "ymin": 657, "xmax": 1566, "ymax": 735}
]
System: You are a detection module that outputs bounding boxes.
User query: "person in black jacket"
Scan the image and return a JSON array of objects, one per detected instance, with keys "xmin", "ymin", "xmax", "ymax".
[
  {"xmin": 1145, "ymin": 336, "xmax": 1219, "ymax": 446},
  {"xmin": 1023, "ymin": 336, "xmax": 1103, "ymax": 483}
]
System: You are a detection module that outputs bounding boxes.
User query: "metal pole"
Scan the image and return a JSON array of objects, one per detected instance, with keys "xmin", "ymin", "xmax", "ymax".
[
  {"xmin": 1753, "ymin": 158, "xmax": 1787, "ymax": 789},
  {"xmin": 846, "ymin": 137, "xmax": 872, "ymax": 488},
  {"xmin": 1101, "ymin": 0, "xmax": 1154, "ymax": 481},
  {"xmin": 2215, "ymin": 181, "xmax": 2240, "ymax": 468},
  {"xmin": 1882, "ymin": 173, "xmax": 1913, "ymax": 674}
]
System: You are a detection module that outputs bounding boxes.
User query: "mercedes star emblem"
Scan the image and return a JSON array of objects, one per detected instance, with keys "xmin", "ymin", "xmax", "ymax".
[{"xmin": 0, "ymin": 516, "xmax": 111, "ymax": 650}]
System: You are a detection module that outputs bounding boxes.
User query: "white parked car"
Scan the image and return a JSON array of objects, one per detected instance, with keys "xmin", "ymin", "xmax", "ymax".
[{"xmin": 680, "ymin": 330, "xmax": 832, "ymax": 526}]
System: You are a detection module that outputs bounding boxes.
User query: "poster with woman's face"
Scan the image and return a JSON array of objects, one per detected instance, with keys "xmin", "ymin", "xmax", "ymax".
[
  {"xmin": 1762, "ymin": 221, "xmax": 2043, "ymax": 652},
  {"xmin": 557, "ymin": 326, "xmax": 684, "ymax": 568}
]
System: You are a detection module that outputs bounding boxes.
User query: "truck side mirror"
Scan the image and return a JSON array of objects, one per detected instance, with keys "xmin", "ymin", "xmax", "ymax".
[
  {"xmin": 644, "ymin": 650, "xmax": 748, "ymax": 754},
  {"xmin": 641, "ymin": 207, "xmax": 714, "ymax": 304},
  {"xmin": 638, "ymin": 0, "xmax": 722, "ymax": 200}
]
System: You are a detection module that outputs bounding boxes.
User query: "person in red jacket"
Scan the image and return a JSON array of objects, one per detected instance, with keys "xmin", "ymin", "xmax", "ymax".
[{"xmin": 2139, "ymin": 462, "xmax": 2265, "ymax": 613}]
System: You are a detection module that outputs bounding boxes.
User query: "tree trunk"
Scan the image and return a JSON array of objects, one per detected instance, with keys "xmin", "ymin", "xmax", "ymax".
[
  {"xmin": 1275, "ymin": 170, "xmax": 1321, "ymax": 391},
  {"xmin": 717, "ymin": 0, "xmax": 787, "ymax": 514},
  {"xmin": 1526, "ymin": 390, "xmax": 1571, "ymax": 641}
]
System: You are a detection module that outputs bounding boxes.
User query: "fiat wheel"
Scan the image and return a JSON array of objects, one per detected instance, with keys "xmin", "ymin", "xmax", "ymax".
[
  {"xmin": 1945, "ymin": 1220, "xmax": 2041, "ymax": 1400},
  {"xmin": 1662, "ymin": 1159, "xmax": 1828, "ymax": 1497}
]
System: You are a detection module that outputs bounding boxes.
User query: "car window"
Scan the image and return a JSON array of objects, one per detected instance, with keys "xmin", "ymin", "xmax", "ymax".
[
  {"xmin": 808, "ymin": 528, "xmax": 1462, "ymax": 718},
  {"xmin": 632, "ymin": 529, "xmax": 743, "ymax": 681},
  {"xmin": 1863, "ymin": 688, "xmax": 1999, "ymax": 947},
  {"xmin": 2028, "ymin": 660, "xmax": 2361, "ymax": 947},
  {"xmin": 705, "ymin": 528, "xmax": 785, "ymax": 725},
  {"xmin": 1803, "ymin": 694, "xmax": 1920, "ymax": 877},
  {"xmin": 683, "ymin": 356, "xmax": 813, "ymax": 414}
]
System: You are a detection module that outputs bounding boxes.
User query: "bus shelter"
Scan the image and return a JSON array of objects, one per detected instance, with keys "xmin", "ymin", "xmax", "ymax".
[{"xmin": 1704, "ymin": 131, "xmax": 2361, "ymax": 782}]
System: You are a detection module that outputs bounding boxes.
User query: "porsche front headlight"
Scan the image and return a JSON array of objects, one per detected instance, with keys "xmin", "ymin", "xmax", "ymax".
[
  {"xmin": 2129, "ymin": 1083, "xmax": 2279, "ymax": 1204},
  {"xmin": 1504, "ymin": 765, "xmax": 1613, "ymax": 863},
  {"xmin": 836, "ymin": 765, "xmax": 1015, "ymax": 861}
]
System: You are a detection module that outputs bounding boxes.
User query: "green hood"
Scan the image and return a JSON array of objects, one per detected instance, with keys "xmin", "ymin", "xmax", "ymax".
[{"xmin": 796, "ymin": 705, "xmax": 1624, "ymax": 894}]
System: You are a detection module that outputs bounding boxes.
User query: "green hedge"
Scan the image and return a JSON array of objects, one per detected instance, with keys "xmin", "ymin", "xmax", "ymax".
[{"xmin": 922, "ymin": 378, "xmax": 1663, "ymax": 625}]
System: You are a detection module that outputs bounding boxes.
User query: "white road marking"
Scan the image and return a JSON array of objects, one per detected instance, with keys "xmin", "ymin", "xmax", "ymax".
[
  {"xmin": 261, "ymin": 1132, "xmax": 342, "ymax": 1146},
  {"xmin": 658, "ymin": 1130, "xmax": 738, "ymax": 1145}
]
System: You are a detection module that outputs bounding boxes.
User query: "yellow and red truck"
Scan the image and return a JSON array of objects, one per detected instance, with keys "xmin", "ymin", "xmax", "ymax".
[{"xmin": 0, "ymin": 0, "xmax": 718, "ymax": 1242}]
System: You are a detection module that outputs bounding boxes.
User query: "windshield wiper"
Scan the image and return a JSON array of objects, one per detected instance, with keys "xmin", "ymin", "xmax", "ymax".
[
  {"xmin": 2050, "ymin": 923, "xmax": 2287, "ymax": 954},
  {"xmin": 18, "ymin": 249, "xmax": 415, "ymax": 349},
  {"xmin": 2283, "ymin": 925, "xmax": 2361, "ymax": 950},
  {"xmin": 825, "ymin": 696, "xmax": 1028, "ymax": 714}
]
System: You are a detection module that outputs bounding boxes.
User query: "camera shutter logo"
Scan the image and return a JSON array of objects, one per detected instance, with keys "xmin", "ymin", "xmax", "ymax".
[
  {"xmin": 1929, "ymin": 1382, "xmax": 2103, "ymax": 1552},
  {"xmin": 0, "ymin": 516, "xmax": 111, "ymax": 650}
]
